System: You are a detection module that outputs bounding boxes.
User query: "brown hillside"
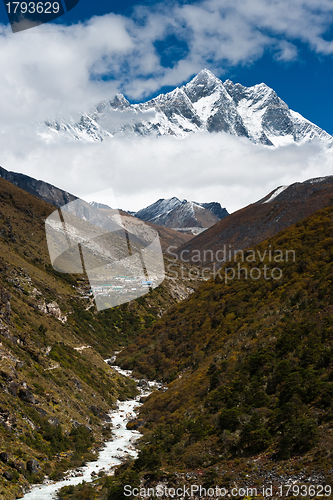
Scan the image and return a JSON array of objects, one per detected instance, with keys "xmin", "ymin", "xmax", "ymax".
[
  {"xmin": 101, "ymin": 209, "xmax": 193, "ymax": 252},
  {"xmin": 0, "ymin": 177, "xmax": 200, "ymax": 499},
  {"xmin": 175, "ymin": 176, "xmax": 333, "ymax": 266}
]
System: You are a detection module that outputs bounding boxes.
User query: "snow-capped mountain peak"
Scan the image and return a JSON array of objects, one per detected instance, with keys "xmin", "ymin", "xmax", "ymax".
[
  {"xmin": 42, "ymin": 70, "xmax": 333, "ymax": 148},
  {"xmin": 135, "ymin": 197, "xmax": 183, "ymax": 223},
  {"xmin": 134, "ymin": 197, "xmax": 229, "ymax": 234}
]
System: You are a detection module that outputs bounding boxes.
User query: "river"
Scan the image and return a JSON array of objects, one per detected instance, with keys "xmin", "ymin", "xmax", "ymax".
[{"xmin": 21, "ymin": 364, "xmax": 160, "ymax": 500}]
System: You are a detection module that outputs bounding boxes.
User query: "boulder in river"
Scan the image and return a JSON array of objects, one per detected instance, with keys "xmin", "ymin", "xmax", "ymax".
[
  {"xmin": 137, "ymin": 379, "xmax": 149, "ymax": 388},
  {"xmin": 126, "ymin": 418, "xmax": 145, "ymax": 430}
]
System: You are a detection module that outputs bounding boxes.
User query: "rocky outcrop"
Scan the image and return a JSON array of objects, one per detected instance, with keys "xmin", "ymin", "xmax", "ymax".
[
  {"xmin": 71, "ymin": 420, "xmax": 93, "ymax": 432},
  {"xmin": 35, "ymin": 407, "xmax": 47, "ymax": 417},
  {"xmin": 12, "ymin": 462, "xmax": 25, "ymax": 472},
  {"xmin": 137, "ymin": 379, "xmax": 149, "ymax": 388},
  {"xmin": 3, "ymin": 470, "xmax": 13, "ymax": 481},
  {"xmin": 48, "ymin": 416, "xmax": 60, "ymax": 426},
  {"xmin": 126, "ymin": 418, "xmax": 145, "ymax": 430},
  {"xmin": 89, "ymin": 406, "xmax": 112, "ymax": 423},
  {"xmin": 0, "ymin": 288, "xmax": 12, "ymax": 341},
  {"xmin": 18, "ymin": 388, "xmax": 36, "ymax": 404},
  {"xmin": 8, "ymin": 381, "xmax": 19, "ymax": 397},
  {"xmin": 37, "ymin": 301, "xmax": 67, "ymax": 323},
  {"xmin": 0, "ymin": 452, "xmax": 9, "ymax": 463},
  {"xmin": 0, "ymin": 288, "xmax": 11, "ymax": 323},
  {"xmin": 0, "ymin": 408, "xmax": 16, "ymax": 431},
  {"xmin": 26, "ymin": 459, "xmax": 40, "ymax": 474}
]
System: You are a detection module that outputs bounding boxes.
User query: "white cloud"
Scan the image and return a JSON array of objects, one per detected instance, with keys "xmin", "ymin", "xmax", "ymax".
[
  {"xmin": 0, "ymin": 0, "xmax": 332, "ymax": 124},
  {"xmin": 1, "ymin": 131, "xmax": 332, "ymax": 214},
  {"xmin": 0, "ymin": 1, "xmax": 332, "ymax": 214}
]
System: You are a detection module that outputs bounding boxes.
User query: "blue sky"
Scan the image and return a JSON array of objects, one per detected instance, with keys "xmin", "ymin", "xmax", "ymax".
[
  {"xmin": 61, "ymin": 0, "xmax": 333, "ymax": 137},
  {"xmin": 0, "ymin": 0, "xmax": 332, "ymax": 133}
]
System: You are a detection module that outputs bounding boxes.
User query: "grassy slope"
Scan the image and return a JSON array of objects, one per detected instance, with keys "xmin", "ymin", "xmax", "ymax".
[
  {"xmin": 111, "ymin": 206, "xmax": 333, "ymax": 490},
  {"xmin": 176, "ymin": 176, "xmax": 333, "ymax": 267},
  {"xmin": 0, "ymin": 178, "xmax": 201, "ymax": 499}
]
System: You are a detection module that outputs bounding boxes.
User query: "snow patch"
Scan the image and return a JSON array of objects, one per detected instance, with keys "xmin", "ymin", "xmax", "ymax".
[{"xmin": 263, "ymin": 185, "xmax": 289, "ymax": 204}]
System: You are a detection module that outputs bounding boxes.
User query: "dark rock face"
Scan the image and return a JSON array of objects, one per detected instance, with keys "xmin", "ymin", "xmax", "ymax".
[
  {"xmin": 0, "ymin": 288, "xmax": 12, "ymax": 342},
  {"xmin": 8, "ymin": 382, "xmax": 19, "ymax": 397},
  {"xmin": 0, "ymin": 452, "xmax": 9, "ymax": 463},
  {"xmin": 154, "ymin": 89, "xmax": 202, "ymax": 127},
  {"xmin": 0, "ymin": 370, "xmax": 13, "ymax": 382},
  {"xmin": 0, "ymin": 288, "xmax": 11, "ymax": 323},
  {"xmin": 224, "ymin": 80, "xmax": 247, "ymax": 104},
  {"xmin": 0, "ymin": 166, "xmax": 77, "ymax": 208},
  {"xmin": 13, "ymin": 462, "xmax": 25, "ymax": 472},
  {"xmin": 262, "ymin": 105, "xmax": 294, "ymax": 136},
  {"xmin": 18, "ymin": 388, "xmax": 36, "ymax": 404},
  {"xmin": 109, "ymin": 94, "xmax": 130, "ymax": 110},
  {"xmin": 26, "ymin": 459, "xmax": 40, "ymax": 474},
  {"xmin": 258, "ymin": 131, "xmax": 274, "ymax": 146},
  {"xmin": 72, "ymin": 420, "xmax": 93, "ymax": 432},
  {"xmin": 206, "ymin": 112, "xmax": 231, "ymax": 133},
  {"xmin": 35, "ymin": 407, "xmax": 47, "ymax": 417},
  {"xmin": 183, "ymin": 70, "xmax": 221, "ymax": 103},
  {"xmin": 3, "ymin": 470, "xmax": 13, "ymax": 481},
  {"xmin": 126, "ymin": 418, "xmax": 145, "ymax": 430},
  {"xmin": 200, "ymin": 202, "xmax": 229, "ymax": 221},
  {"xmin": 137, "ymin": 379, "xmax": 149, "ymax": 388},
  {"xmin": 89, "ymin": 406, "xmax": 112, "ymax": 423}
]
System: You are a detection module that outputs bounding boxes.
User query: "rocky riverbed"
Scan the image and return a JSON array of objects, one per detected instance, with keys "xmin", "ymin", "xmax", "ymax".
[{"xmin": 21, "ymin": 363, "xmax": 161, "ymax": 500}]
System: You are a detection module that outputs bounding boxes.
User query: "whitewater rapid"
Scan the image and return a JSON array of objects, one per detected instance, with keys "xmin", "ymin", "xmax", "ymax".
[{"xmin": 21, "ymin": 365, "xmax": 159, "ymax": 500}]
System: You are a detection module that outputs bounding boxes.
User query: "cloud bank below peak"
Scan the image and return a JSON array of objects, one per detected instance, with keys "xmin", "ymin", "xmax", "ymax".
[{"xmin": 2, "ymin": 131, "xmax": 333, "ymax": 214}]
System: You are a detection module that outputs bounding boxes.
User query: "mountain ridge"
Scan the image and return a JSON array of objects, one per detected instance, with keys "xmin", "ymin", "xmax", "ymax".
[
  {"xmin": 0, "ymin": 177, "xmax": 207, "ymax": 499},
  {"xmin": 134, "ymin": 197, "xmax": 229, "ymax": 234},
  {"xmin": 43, "ymin": 69, "xmax": 333, "ymax": 148},
  {"xmin": 174, "ymin": 175, "xmax": 333, "ymax": 266},
  {"xmin": 0, "ymin": 166, "xmax": 77, "ymax": 208},
  {"xmin": 113, "ymin": 203, "xmax": 333, "ymax": 482}
]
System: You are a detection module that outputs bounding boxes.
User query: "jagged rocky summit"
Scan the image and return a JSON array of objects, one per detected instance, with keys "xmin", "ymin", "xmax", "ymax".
[
  {"xmin": 134, "ymin": 197, "xmax": 229, "ymax": 235},
  {"xmin": 43, "ymin": 69, "xmax": 333, "ymax": 148}
]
